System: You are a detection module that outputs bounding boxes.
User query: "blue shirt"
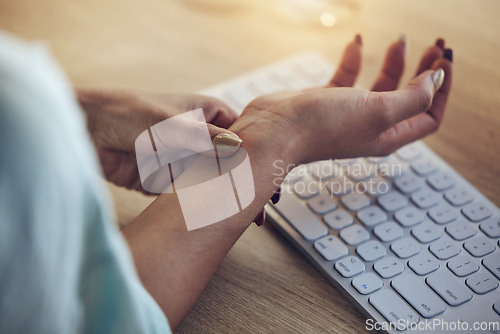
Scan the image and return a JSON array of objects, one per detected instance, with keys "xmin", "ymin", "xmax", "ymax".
[{"xmin": 0, "ymin": 32, "xmax": 171, "ymax": 334}]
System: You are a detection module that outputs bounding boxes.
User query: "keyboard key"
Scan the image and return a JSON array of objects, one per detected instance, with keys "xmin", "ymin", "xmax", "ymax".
[
  {"xmin": 464, "ymin": 236, "xmax": 496, "ymax": 257},
  {"xmin": 357, "ymin": 240, "xmax": 387, "ymax": 262},
  {"xmin": 352, "ymin": 273, "xmax": 383, "ymax": 295},
  {"xmin": 394, "ymin": 206, "xmax": 425, "ymax": 227},
  {"xmin": 271, "ymin": 64, "xmax": 294, "ymax": 80},
  {"xmin": 412, "ymin": 221, "xmax": 443, "ymax": 243},
  {"xmin": 335, "ymin": 158, "xmax": 358, "ymax": 165},
  {"xmin": 334, "ymin": 256, "xmax": 365, "ymax": 278},
  {"xmin": 466, "ymin": 272, "xmax": 499, "ymax": 294},
  {"xmin": 283, "ymin": 165, "xmax": 307, "ymax": 184},
  {"xmin": 408, "ymin": 253, "xmax": 440, "ymax": 275},
  {"xmin": 429, "ymin": 238, "xmax": 461, "ymax": 260},
  {"xmin": 428, "ymin": 202, "xmax": 459, "ymax": 224},
  {"xmin": 494, "ymin": 301, "xmax": 500, "ymax": 316},
  {"xmin": 447, "ymin": 256, "xmax": 479, "ymax": 277},
  {"xmin": 362, "ymin": 175, "xmax": 392, "ymax": 197},
  {"xmin": 411, "ymin": 158, "xmax": 438, "ymax": 176},
  {"xmin": 391, "ymin": 237, "xmax": 422, "ymax": 258},
  {"xmin": 339, "ymin": 224, "xmax": 370, "ymax": 246},
  {"xmin": 374, "ymin": 221, "xmax": 404, "ymax": 242},
  {"xmin": 392, "ymin": 274, "xmax": 446, "ymax": 318},
  {"xmin": 293, "ymin": 179, "xmax": 320, "ymax": 199},
  {"xmin": 340, "ymin": 192, "xmax": 370, "ymax": 211},
  {"xmin": 394, "ymin": 173, "xmax": 424, "ymax": 194},
  {"xmin": 374, "ymin": 257, "xmax": 405, "ymax": 278},
  {"xmin": 426, "ymin": 271, "xmax": 472, "ymax": 306},
  {"xmin": 462, "ymin": 202, "xmax": 493, "ymax": 222},
  {"xmin": 445, "ymin": 218, "xmax": 477, "ymax": 240},
  {"xmin": 369, "ymin": 289, "xmax": 420, "ymax": 330},
  {"xmin": 248, "ymin": 74, "xmax": 283, "ymax": 94},
  {"xmin": 307, "ymin": 194, "xmax": 337, "ymax": 215},
  {"xmin": 295, "ymin": 55, "xmax": 330, "ymax": 77},
  {"xmin": 411, "ymin": 188, "xmax": 441, "ymax": 209},
  {"xmin": 444, "ymin": 187, "xmax": 474, "ymax": 206},
  {"xmin": 378, "ymin": 191, "xmax": 408, "ymax": 212},
  {"xmin": 309, "ymin": 160, "xmax": 337, "ymax": 181},
  {"xmin": 379, "ymin": 156, "xmax": 407, "ymax": 179},
  {"xmin": 314, "ymin": 235, "xmax": 348, "ymax": 261},
  {"xmin": 274, "ymin": 190, "xmax": 328, "ymax": 241},
  {"xmin": 397, "ymin": 143, "xmax": 422, "ymax": 161},
  {"xmin": 345, "ymin": 161, "xmax": 374, "ymax": 181},
  {"xmin": 357, "ymin": 206, "xmax": 387, "ymax": 227},
  {"xmin": 482, "ymin": 252, "xmax": 500, "ymax": 280},
  {"xmin": 324, "ymin": 176, "xmax": 353, "ymax": 196},
  {"xmin": 480, "ymin": 216, "xmax": 500, "ymax": 238},
  {"xmin": 225, "ymin": 82, "xmax": 257, "ymax": 109},
  {"xmin": 323, "ymin": 209, "xmax": 353, "ymax": 230},
  {"xmin": 427, "ymin": 172, "xmax": 455, "ymax": 191},
  {"xmin": 366, "ymin": 156, "xmax": 389, "ymax": 164}
]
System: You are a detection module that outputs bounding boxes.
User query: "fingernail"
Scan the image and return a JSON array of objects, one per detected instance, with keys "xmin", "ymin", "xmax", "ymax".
[
  {"xmin": 253, "ymin": 209, "xmax": 266, "ymax": 226},
  {"xmin": 399, "ymin": 33, "xmax": 407, "ymax": 45},
  {"xmin": 212, "ymin": 133, "xmax": 242, "ymax": 154},
  {"xmin": 432, "ymin": 68, "xmax": 445, "ymax": 91},
  {"xmin": 354, "ymin": 34, "xmax": 362, "ymax": 46},
  {"xmin": 399, "ymin": 33, "xmax": 407, "ymax": 55},
  {"xmin": 443, "ymin": 48, "xmax": 453, "ymax": 63},
  {"xmin": 435, "ymin": 38, "xmax": 445, "ymax": 49},
  {"xmin": 271, "ymin": 187, "xmax": 281, "ymax": 204}
]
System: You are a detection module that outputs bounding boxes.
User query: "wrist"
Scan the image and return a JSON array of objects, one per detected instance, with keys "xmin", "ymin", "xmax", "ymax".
[{"xmin": 234, "ymin": 127, "xmax": 299, "ymax": 189}]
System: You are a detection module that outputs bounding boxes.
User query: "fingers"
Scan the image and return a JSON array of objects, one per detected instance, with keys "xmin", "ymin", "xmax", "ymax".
[
  {"xmin": 199, "ymin": 95, "xmax": 239, "ymax": 128},
  {"xmin": 327, "ymin": 34, "xmax": 362, "ymax": 88},
  {"xmin": 415, "ymin": 38, "xmax": 445, "ymax": 75},
  {"xmin": 425, "ymin": 52, "xmax": 452, "ymax": 123},
  {"xmin": 371, "ymin": 35, "xmax": 406, "ymax": 92}
]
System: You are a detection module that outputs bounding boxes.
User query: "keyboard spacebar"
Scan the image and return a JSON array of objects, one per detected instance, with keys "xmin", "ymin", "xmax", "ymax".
[{"xmin": 273, "ymin": 190, "xmax": 328, "ymax": 241}]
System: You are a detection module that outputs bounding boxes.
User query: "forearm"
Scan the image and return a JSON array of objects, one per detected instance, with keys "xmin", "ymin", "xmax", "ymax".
[{"xmin": 122, "ymin": 133, "xmax": 294, "ymax": 329}]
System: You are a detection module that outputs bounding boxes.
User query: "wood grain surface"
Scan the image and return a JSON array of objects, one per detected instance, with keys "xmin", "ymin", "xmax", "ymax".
[{"xmin": 1, "ymin": 0, "xmax": 499, "ymax": 333}]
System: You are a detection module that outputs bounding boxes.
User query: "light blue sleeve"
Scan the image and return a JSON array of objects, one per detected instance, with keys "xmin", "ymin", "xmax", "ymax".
[{"xmin": 0, "ymin": 31, "xmax": 171, "ymax": 334}]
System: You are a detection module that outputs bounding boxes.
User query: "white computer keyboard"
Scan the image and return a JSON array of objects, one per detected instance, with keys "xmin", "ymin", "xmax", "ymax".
[{"xmin": 200, "ymin": 52, "xmax": 500, "ymax": 333}]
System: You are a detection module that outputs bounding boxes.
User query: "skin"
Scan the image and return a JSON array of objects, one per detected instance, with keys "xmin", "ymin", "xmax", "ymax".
[{"xmin": 78, "ymin": 36, "xmax": 452, "ymax": 329}]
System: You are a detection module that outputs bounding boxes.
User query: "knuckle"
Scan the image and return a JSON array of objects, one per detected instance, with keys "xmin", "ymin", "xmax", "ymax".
[{"xmin": 415, "ymin": 86, "xmax": 433, "ymax": 111}]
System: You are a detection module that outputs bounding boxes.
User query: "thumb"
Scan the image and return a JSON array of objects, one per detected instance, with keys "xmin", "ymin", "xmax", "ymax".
[
  {"xmin": 372, "ymin": 68, "xmax": 445, "ymax": 127},
  {"xmin": 207, "ymin": 124, "xmax": 243, "ymax": 157}
]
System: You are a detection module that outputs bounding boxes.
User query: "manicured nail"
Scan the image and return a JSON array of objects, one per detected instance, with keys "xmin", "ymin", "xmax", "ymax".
[
  {"xmin": 432, "ymin": 68, "xmax": 445, "ymax": 91},
  {"xmin": 399, "ymin": 33, "xmax": 407, "ymax": 45},
  {"xmin": 435, "ymin": 38, "xmax": 445, "ymax": 49},
  {"xmin": 253, "ymin": 209, "xmax": 266, "ymax": 226},
  {"xmin": 399, "ymin": 34, "xmax": 407, "ymax": 54},
  {"xmin": 212, "ymin": 133, "xmax": 242, "ymax": 154},
  {"xmin": 443, "ymin": 48, "xmax": 453, "ymax": 63},
  {"xmin": 271, "ymin": 187, "xmax": 281, "ymax": 204},
  {"xmin": 354, "ymin": 34, "xmax": 362, "ymax": 46}
]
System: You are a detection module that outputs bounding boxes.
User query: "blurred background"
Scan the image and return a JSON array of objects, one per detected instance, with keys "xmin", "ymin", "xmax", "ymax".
[{"xmin": 1, "ymin": 1, "xmax": 499, "ymax": 332}]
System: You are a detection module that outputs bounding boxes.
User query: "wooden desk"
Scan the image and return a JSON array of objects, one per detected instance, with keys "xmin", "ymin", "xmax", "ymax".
[{"xmin": 1, "ymin": 0, "xmax": 499, "ymax": 332}]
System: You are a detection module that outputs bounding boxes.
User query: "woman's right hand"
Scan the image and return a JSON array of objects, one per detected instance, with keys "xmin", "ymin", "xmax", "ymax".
[{"xmin": 229, "ymin": 35, "xmax": 452, "ymax": 169}]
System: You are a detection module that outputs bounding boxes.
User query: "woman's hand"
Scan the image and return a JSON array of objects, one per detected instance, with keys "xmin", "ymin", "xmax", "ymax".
[
  {"xmin": 77, "ymin": 90, "xmax": 240, "ymax": 192},
  {"xmin": 229, "ymin": 35, "xmax": 453, "ymax": 168}
]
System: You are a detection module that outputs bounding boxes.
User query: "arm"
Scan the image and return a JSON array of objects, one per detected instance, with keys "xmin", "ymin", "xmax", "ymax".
[
  {"xmin": 121, "ymin": 36, "xmax": 452, "ymax": 330},
  {"xmin": 121, "ymin": 131, "xmax": 290, "ymax": 329}
]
